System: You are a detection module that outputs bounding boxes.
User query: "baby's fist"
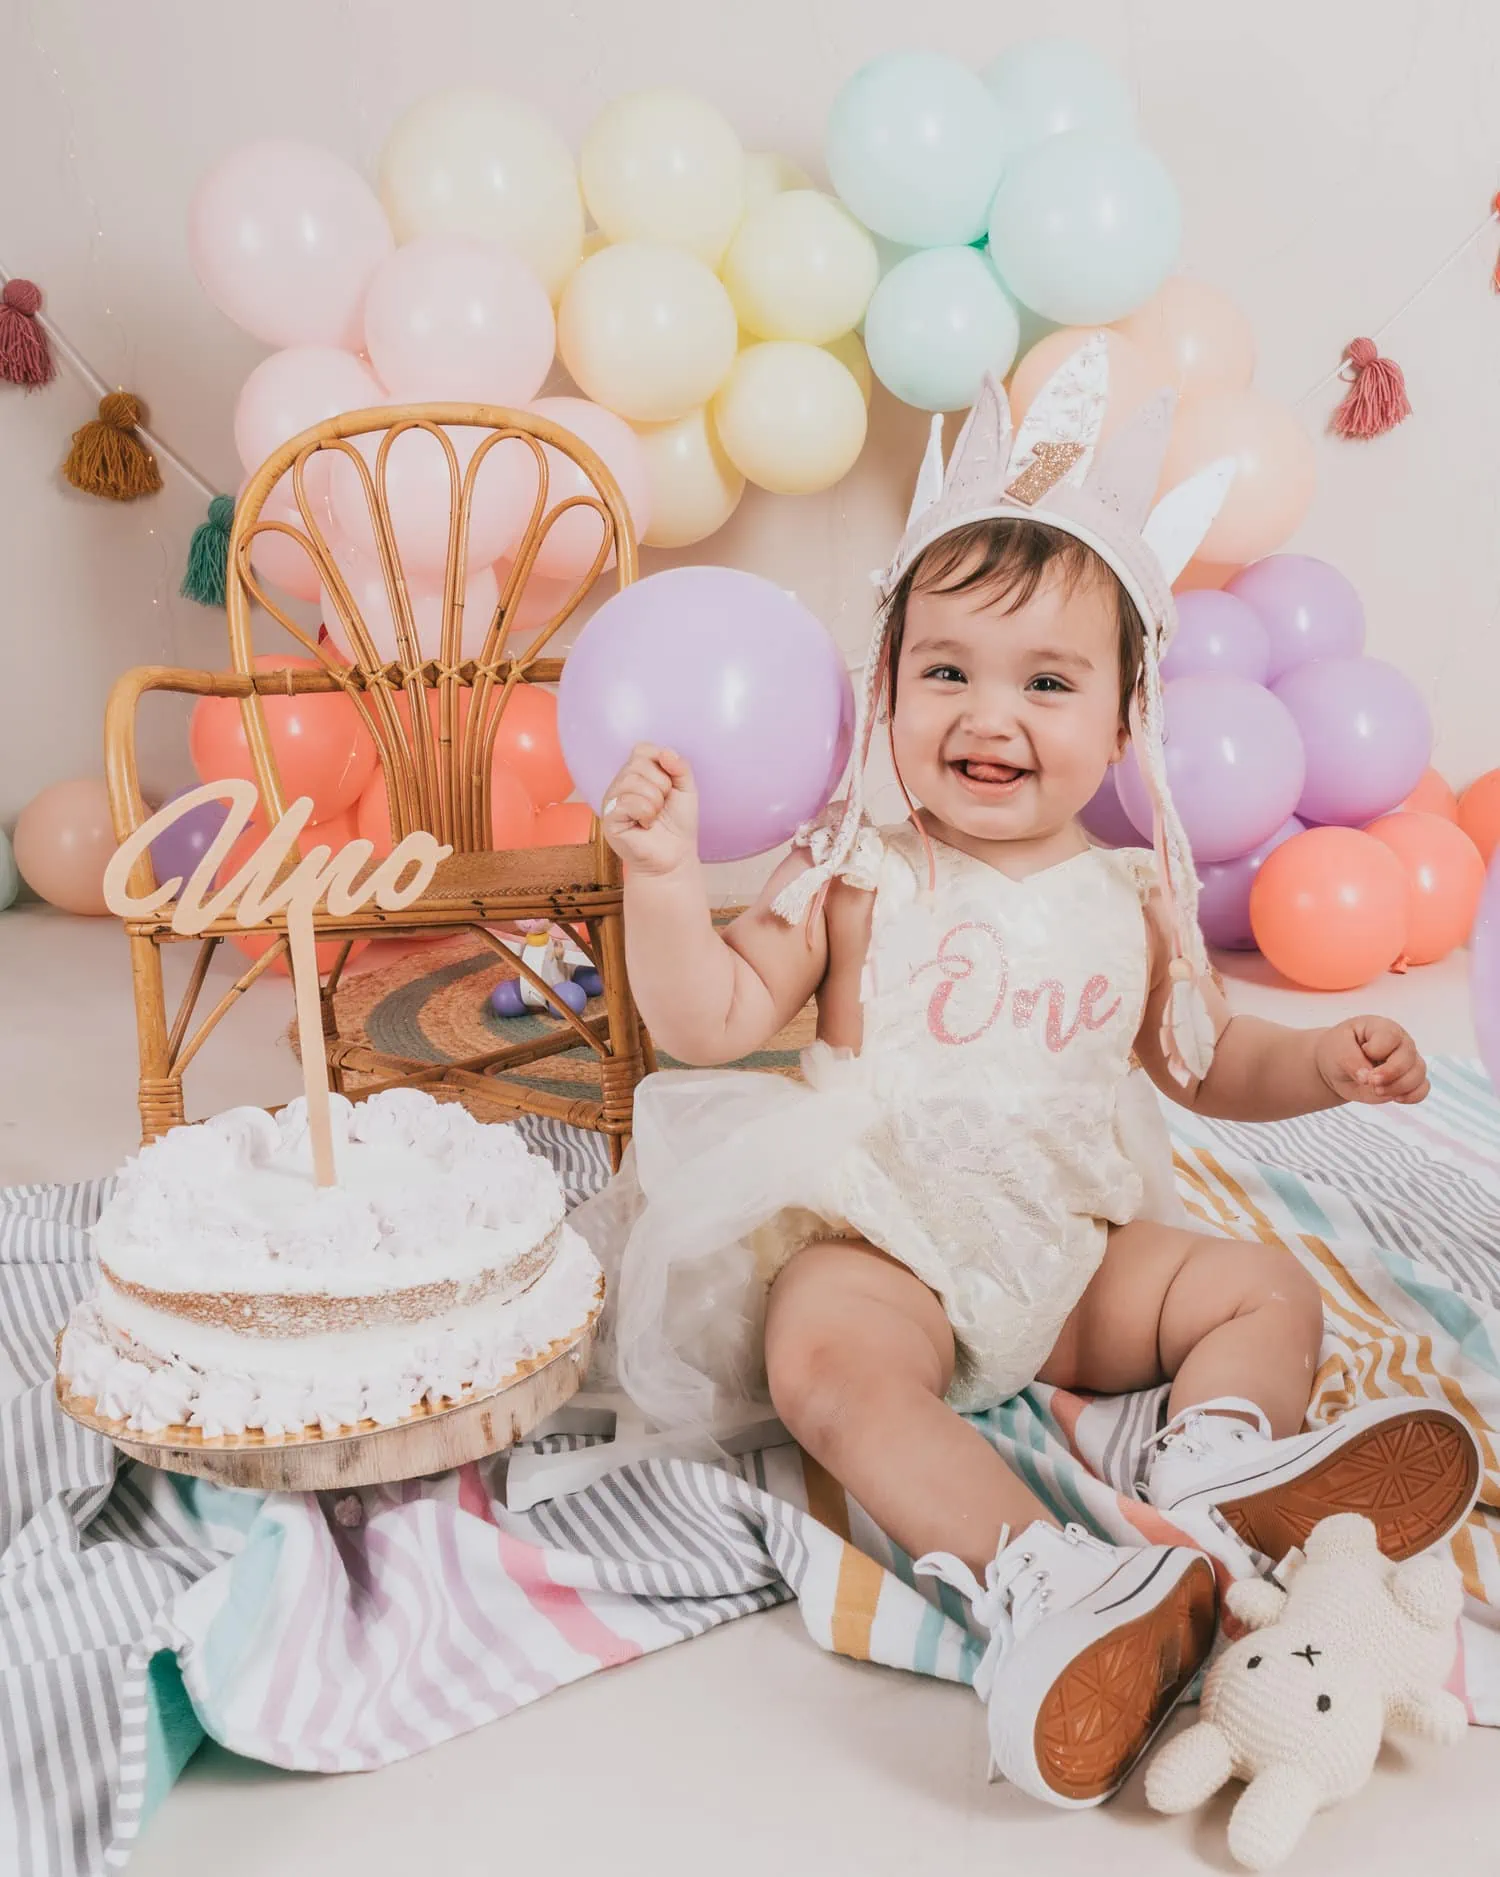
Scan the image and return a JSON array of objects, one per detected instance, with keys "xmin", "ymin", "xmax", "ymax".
[
  {"xmin": 1315, "ymin": 1016, "xmax": 1429, "ymax": 1106},
  {"xmin": 600, "ymin": 744, "xmax": 698, "ymax": 878}
]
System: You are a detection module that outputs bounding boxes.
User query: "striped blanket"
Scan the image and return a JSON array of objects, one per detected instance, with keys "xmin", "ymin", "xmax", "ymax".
[{"xmin": 4, "ymin": 1068, "xmax": 1500, "ymax": 1877}]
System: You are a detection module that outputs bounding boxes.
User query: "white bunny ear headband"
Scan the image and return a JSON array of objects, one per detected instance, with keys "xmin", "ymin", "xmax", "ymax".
[{"xmin": 774, "ymin": 332, "xmax": 1238, "ymax": 1086}]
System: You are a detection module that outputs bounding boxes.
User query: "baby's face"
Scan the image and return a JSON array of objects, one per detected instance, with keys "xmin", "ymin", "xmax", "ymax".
[{"xmin": 890, "ymin": 560, "xmax": 1128, "ymax": 846}]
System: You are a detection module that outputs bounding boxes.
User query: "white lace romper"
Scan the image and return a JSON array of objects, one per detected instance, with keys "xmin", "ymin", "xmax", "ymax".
[{"xmin": 595, "ymin": 818, "xmax": 1181, "ymax": 1432}]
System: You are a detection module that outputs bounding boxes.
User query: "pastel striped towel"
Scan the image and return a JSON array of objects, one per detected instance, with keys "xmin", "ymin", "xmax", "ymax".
[{"xmin": 3, "ymin": 1069, "xmax": 1499, "ymax": 1877}]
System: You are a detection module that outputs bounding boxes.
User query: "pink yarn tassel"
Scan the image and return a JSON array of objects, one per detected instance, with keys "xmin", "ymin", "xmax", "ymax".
[
  {"xmin": 0, "ymin": 278, "xmax": 56, "ymax": 388},
  {"xmin": 1330, "ymin": 338, "xmax": 1410, "ymax": 440}
]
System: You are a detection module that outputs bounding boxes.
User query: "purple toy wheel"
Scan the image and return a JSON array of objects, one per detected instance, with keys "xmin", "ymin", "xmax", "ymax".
[
  {"xmin": 489, "ymin": 979, "xmax": 527, "ymax": 1018},
  {"xmin": 574, "ymin": 967, "xmax": 603, "ymax": 1000}
]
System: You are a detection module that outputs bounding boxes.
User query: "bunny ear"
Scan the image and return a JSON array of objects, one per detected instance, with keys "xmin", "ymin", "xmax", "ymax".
[
  {"xmin": 1008, "ymin": 331, "xmax": 1109, "ymax": 492},
  {"xmin": 1141, "ymin": 456, "xmax": 1238, "ymax": 583},
  {"xmin": 903, "ymin": 413, "xmax": 947, "ymax": 531},
  {"xmin": 1084, "ymin": 387, "xmax": 1176, "ymax": 532},
  {"xmin": 939, "ymin": 374, "xmax": 1014, "ymax": 510}
]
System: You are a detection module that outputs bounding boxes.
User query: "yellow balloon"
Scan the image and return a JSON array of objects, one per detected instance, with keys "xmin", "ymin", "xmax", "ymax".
[
  {"xmin": 823, "ymin": 330, "xmax": 873, "ymax": 405},
  {"xmin": 633, "ymin": 406, "xmax": 746, "ymax": 547},
  {"xmin": 378, "ymin": 89, "xmax": 583, "ymax": 299},
  {"xmin": 581, "ymin": 88, "xmax": 744, "ymax": 265},
  {"xmin": 713, "ymin": 342, "xmax": 868, "ymax": 495},
  {"xmin": 741, "ymin": 152, "xmax": 815, "ymax": 216},
  {"xmin": 558, "ymin": 243, "xmax": 738, "ymax": 423},
  {"xmin": 722, "ymin": 190, "xmax": 878, "ymax": 345}
]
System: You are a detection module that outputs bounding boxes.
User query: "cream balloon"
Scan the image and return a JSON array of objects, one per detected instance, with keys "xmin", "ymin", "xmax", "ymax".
[
  {"xmin": 713, "ymin": 343, "xmax": 867, "ymax": 495},
  {"xmin": 722, "ymin": 190, "xmax": 878, "ymax": 344},
  {"xmin": 320, "ymin": 551, "xmax": 500, "ymax": 664},
  {"xmin": 632, "ymin": 406, "xmax": 746, "ymax": 547},
  {"xmin": 824, "ymin": 330, "xmax": 873, "ymax": 404},
  {"xmin": 377, "ymin": 90, "xmax": 583, "ymax": 299},
  {"xmin": 581, "ymin": 89, "xmax": 744, "ymax": 265},
  {"xmin": 1113, "ymin": 276, "xmax": 1257, "ymax": 398},
  {"xmin": 741, "ymin": 152, "xmax": 815, "ymax": 215},
  {"xmin": 1009, "ymin": 328, "xmax": 1167, "ymax": 441},
  {"xmin": 558, "ymin": 243, "xmax": 738, "ymax": 423}
]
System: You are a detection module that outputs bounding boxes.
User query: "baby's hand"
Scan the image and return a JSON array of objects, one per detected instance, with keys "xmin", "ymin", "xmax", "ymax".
[
  {"xmin": 601, "ymin": 745, "xmax": 699, "ymax": 878},
  {"xmin": 1315, "ymin": 1017, "xmax": 1429, "ymax": 1106}
]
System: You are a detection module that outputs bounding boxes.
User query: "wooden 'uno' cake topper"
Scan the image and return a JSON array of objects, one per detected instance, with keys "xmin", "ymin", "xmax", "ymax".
[{"xmin": 105, "ymin": 780, "xmax": 452, "ymax": 1187}]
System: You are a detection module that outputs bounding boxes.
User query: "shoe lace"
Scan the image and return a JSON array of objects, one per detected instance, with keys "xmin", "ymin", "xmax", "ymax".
[{"xmin": 1144, "ymin": 1399, "xmax": 1273, "ymax": 1464}]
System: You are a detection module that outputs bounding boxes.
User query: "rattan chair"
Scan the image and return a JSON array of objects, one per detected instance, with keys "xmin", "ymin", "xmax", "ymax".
[{"xmin": 104, "ymin": 405, "xmax": 652, "ymax": 1168}]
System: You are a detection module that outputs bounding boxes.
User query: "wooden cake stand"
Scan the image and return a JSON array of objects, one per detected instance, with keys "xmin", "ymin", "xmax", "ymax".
[{"xmin": 54, "ymin": 1274, "xmax": 604, "ymax": 1492}]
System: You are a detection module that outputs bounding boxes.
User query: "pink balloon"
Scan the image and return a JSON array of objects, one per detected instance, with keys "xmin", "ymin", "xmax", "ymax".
[
  {"xmin": 1272, "ymin": 655, "xmax": 1432, "ymax": 828},
  {"xmin": 1080, "ymin": 769, "xmax": 1144, "ymax": 848},
  {"xmin": 1226, "ymin": 554, "xmax": 1365, "ymax": 682},
  {"xmin": 241, "ymin": 469, "xmax": 337, "ymax": 603},
  {"xmin": 189, "ymin": 139, "xmax": 393, "ymax": 349},
  {"xmin": 320, "ymin": 551, "xmax": 500, "ymax": 664},
  {"xmin": 1196, "ymin": 816, "xmax": 1305, "ymax": 950},
  {"xmin": 1117, "ymin": 672, "xmax": 1306, "ymax": 864},
  {"xmin": 1160, "ymin": 590, "xmax": 1270, "ymax": 684},
  {"xmin": 362, "ymin": 236, "xmax": 555, "ymax": 405},
  {"xmin": 234, "ymin": 348, "xmax": 385, "ymax": 480},
  {"xmin": 486, "ymin": 396, "xmax": 652, "ymax": 579},
  {"xmin": 328, "ymin": 425, "xmax": 518, "ymax": 578}
]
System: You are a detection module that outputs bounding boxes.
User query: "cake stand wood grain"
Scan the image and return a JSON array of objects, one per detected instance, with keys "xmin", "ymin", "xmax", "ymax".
[{"xmin": 54, "ymin": 1276, "xmax": 602, "ymax": 1492}]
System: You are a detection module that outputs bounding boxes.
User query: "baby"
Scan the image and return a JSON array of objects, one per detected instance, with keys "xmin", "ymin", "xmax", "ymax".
[{"xmin": 588, "ymin": 348, "xmax": 1479, "ymax": 1810}]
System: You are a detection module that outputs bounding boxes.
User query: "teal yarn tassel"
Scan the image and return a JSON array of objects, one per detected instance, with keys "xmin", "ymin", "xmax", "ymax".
[{"xmin": 180, "ymin": 494, "xmax": 235, "ymax": 606}]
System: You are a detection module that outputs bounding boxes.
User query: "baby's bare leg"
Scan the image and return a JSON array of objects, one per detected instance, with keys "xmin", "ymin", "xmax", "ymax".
[
  {"xmin": 765, "ymin": 1239, "xmax": 1054, "ymax": 1574},
  {"xmin": 1039, "ymin": 1220, "xmax": 1324, "ymax": 1435}
]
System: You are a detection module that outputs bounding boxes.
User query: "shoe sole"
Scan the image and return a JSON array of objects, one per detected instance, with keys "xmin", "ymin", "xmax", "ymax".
[
  {"xmin": 993, "ymin": 1549, "xmax": 1219, "ymax": 1807},
  {"xmin": 1170, "ymin": 1404, "xmax": 1481, "ymax": 1564}
]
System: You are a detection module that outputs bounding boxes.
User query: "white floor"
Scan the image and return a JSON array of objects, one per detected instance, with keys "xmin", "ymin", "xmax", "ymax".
[{"xmin": 0, "ymin": 903, "xmax": 1493, "ymax": 1876}]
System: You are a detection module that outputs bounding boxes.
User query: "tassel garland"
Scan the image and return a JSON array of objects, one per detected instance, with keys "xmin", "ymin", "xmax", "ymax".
[
  {"xmin": 63, "ymin": 392, "xmax": 163, "ymax": 500},
  {"xmin": 0, "ymin": 278, "xmax": 55, "ymax": 387},
  {"xmin": 180, "ymin": 493, "xmax": 235, "ymax": 605},
  {"xmin": 1330, "ymin": 338, "xmax": 1411, "ymax": 440}
]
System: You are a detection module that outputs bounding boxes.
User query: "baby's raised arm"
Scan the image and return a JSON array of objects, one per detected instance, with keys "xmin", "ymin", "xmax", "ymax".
[{"xmin": 604, "ymin": 744, "xmax": 831, "ymax": 1065}]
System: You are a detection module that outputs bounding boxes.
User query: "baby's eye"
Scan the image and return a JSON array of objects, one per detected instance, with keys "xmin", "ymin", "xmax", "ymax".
[
  {"xmin": 1027, "ymin": 674, "xmax": 1073, "ymax": 695},
  {"xmin": 922, "ymin": 664, "xmax": 966, "ymax": 685}
]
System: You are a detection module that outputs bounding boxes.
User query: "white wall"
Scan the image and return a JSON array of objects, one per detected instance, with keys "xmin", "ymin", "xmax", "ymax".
[{"xmin": 4, "ymin": 0, "xmax": 1499, "ymax": 903}]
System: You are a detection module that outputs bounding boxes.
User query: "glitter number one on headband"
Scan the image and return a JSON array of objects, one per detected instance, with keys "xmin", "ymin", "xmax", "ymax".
[{"xmin": 104, "ymin": 779, "xmax": 453, "ymax": 1189}]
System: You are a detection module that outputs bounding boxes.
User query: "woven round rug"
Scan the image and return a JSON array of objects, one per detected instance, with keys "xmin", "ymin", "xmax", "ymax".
[{"xmin": 325, "ymin": 933, "xmax": 816, "ymax": 1096}]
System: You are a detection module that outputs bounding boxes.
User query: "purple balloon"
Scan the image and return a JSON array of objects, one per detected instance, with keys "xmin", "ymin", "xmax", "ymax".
[
  {"xmin": 1161, "ymin": 590, "xmax": 1270, "ymax": 685},
  {"xmin": 1271, "ymin": 655, "xmax": 1432, "ymax": 828},
  {"xmin": 1117, "ymin": 673, "xmax": 1306, "ymax": 865},
  {"xmin": 149, "ymin": 789, "xmax": 231, "ymax": 885},
  {"xmin": 1473, "ymin": 856, "xmax": 1500, "ymax": 1092},
  {"xmin": 1196, "ymin": 816, "xmax": 1305, "ymax": 950},
  {"xmin": 1079, "ymin": 769, "xmax": 1144, "ymax": 849},
  {"xmin": 1226, "ymin": 555, "xmax": 1365, "ymax": 683},
  {"xmin": 558, "ymin": 567, "xmax": 855, "ymax": 864}
]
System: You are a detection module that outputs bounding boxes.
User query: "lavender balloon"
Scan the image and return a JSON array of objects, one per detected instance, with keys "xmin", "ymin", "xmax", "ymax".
[
  {"xmin": 149, "ymin": 788, "xmax": 231, "ymax": 886},
  {"xmin": 1080, "ymin": 769, "xmax": 1144, "ymax": 848},
  {"xmin": 1473, "ymin": 855, "xmax": 1500, "ymax": 1092},
  {"xmin": 1161, "ymin": 590, "xmax": 1270, "ymax": 685},
  {"xmin": 558, "ymin": 567, "xmax": 855, "ymax": 864},
  {"xmin": 1196, "ymin": 816, "xmax": 1304, "ymax": 950},
  {"xmin": 1116, "ymin": 673, "xmax": 1305, "ymax": 865},
  {"xmin": 1272, "ymin": 655, "xmax": 1431, "ymax": 828},
  {"xmin": 1227, "ymin": 555, "xmax": 1365, "ymax": 683}
]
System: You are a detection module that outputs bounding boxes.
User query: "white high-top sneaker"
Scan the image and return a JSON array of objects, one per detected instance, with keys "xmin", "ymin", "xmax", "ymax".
[
  {"xmin": 917, "ymin": 1521, "xmax": 1217, "ymax": 1808},
  {"xmin": 1144, "ymin": 1395, "xmax": 1482, "ymax": 1565}
]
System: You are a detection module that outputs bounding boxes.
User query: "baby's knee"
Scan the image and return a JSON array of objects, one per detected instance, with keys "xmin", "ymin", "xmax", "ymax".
[
  {"xmin": 765, "ymin": 1326, "xmax": 862, "ymax": 1451},
  {"xmin": 1257, "ymin": 1243, "xmax": 1323, "ymax": 1331}
]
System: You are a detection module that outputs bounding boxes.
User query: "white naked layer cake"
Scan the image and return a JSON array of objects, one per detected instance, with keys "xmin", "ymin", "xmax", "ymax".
[{"xmin": 58, "ymin": 1088, "xmax": 601, "ymax": 1437}]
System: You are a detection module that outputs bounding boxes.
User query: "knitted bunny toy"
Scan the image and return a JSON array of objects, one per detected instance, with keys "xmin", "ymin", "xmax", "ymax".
[{"xmin": 1145, "ymin": 1513, "xmax": 1466, "ymax": 1871}]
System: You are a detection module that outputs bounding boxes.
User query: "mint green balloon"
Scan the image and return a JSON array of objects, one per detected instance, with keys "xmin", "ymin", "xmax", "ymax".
[
  {"xmin": 827, "ymin": 51, "xmax": 1012, "ymax": 249},
  {"xmin": 0, "ymin": 830, "xmax": 18, "ymax": 912},
  {"xmin": 981, "ymin": 246, "xmax": 1059, "ymax": 355},
  {"xmin": 987, "ymin": 129, "xmax": 1179, "ymax": 325},
  {"xmin": 864, "ymin": 246, "xmax": 1020, "ymax": 412},
  {"xmin": 982, "ymin": 38, "xmax": 1136, "ymax": 148}
]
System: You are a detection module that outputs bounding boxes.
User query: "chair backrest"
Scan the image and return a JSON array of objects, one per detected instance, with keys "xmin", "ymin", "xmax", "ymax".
[{"xmin": 226, "ymin": 405, "xmax": 637, "ymax": 853}]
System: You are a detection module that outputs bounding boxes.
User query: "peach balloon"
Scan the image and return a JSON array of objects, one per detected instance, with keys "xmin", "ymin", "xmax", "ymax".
[
  {"xmin": 485, "ymin": 396, "xmax": 651, "ymax": 580},
  {"xmin": 1249, "ymin": 826, "xmax": 1410, "ymax": 992},
  {"xmin": 1010, "ymin": 328, "xmax": 1166, "ymax": 440},
  {"xmin": 1366, "ymin": 812, "xmax": 1485, "ymax": 966},
  {"xmin": 532, "ymin": 800, "xmax": 594, "ymax": 844},
  {"xmin": 1160, "ymin": 389, "xmax": 1316, "ymax": 566},
  {"xmin": 1173, "ymin": 559, "xmax": 1242, "ymax": 594},
  {"xmin": 1113, "ymin": 278, "xmax": 1256, "ymax": 398},
  {"xmin": 1459, "ymin": 769, "xmax": 1500, "ymax": 864},
  {"xmin": 189, "ymin": 654, "xmax": 378, "ymax": 823},
  {"xmin": 13, "ymin": 777, "xmax": 116, "ymax": 915},
  {"xmin": 1399, "ymin": 768, "xmax": 1459, "ymax": 823}
]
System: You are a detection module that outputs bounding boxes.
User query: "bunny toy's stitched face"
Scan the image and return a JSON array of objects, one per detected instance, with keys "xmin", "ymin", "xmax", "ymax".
[{"xmin": 1206, "ymin": 1631, "xmax": 1386, "ymax": 1786}]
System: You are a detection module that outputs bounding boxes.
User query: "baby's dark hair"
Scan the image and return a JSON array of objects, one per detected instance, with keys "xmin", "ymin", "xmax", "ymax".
[{"xmin": 882, "ymin": 519, "xmax": 1146, "ymax": 722}]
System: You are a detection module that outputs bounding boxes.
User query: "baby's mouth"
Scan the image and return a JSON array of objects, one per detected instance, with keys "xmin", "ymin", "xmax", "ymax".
[{"xmin": 951, "ymin": 757, "xmax": 1031, "ymax": 790}]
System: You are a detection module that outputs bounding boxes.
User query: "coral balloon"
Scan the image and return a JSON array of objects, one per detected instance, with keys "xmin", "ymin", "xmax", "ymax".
[
  {"xmin": 582, "ymin": 88, "xmax": 745, "ymax": 265},
  {"xmin": 722, "ymin": 191, "xmax": 877, "ymax": 344},
  {"xmin": 1458, "ymin": 770, "xmax": 1500, "ymax": 865},
  {"xmin": 1011, "ymin": 328, "xmax": 1166, "ymax": 441},
  {"xmin": 864, "ymin": 246, "xmax": 1020, "ymax": 413},
  {"xmin": 485, "ymin": 396, "xmax": 651, "ymax": 579},
  {"xmin": 1160, "ymin": 590, "xmax": 1271, "ymax": 685},
  {"xmin": 328, "ymin": 424, "xmax": 519, "ymax": 578},
  {"xmin": 189, "ymin": 139, "xmax": 393, "ymax": 350},
  {"xmin": 493, "ymin": 684, "xmax": 573, "ymax": 807},
  {"xmin": 1474, "ymin": 857, "xmax": 1500, "ymax": 1091},
  {"xmin": 1196, "ymin": 817, "xmax": 1304, "ymax": 951},
  {"xmin": 233, "ymin": 348, "xmax": 384, "ymax": 482},
  {"xmin": 631, "ymin": 406, "xmax": 745, "ymax": 548},
  {"xmin": 1272, "ymin": 656, "xmax": 1431, "ymax": 829},
  {"xmin": 320, "ymin": 553, "xmax": 500, "ymax": 664},
  {"xmin": 712, "ymin": 343, "xmax": 867, "ymax": 494},
  {"xmin": 532, "ymin": 801, "xmax": 594, "ymax": 845},
  {"xmin": 189, "ymin": 654, "xmax": 377, "ymax": 822},
  {"xmin": 13, "ymin": 777, "xmax": 116, "ymax": 915},
  {"xmin": 244, "ymin": 469, "xmax": 339, "ymax": 602},
  {"xmin": 361, "ymin": 236, "xmax": 554, "ymax": 405},
  {"xmin": 355, "ymin": 760, "xmax": 536, "ymax": 857},
  {"xmin": 1226, "ymin": 555, "xmax": 1365, "ymax": 683},
  {"xmin": 558, "ymin": 243, "xmax": 738, "ymax": 423},
  {"xmin": 1161, "ymin": 392, "xmax": 1316, "ymax": 566},
  {"xmin": 233, "ymin": 931, "xmax": 368, "ymax": 979},
  {"xmin": 1113, "ymin": 277, "xmax": 1256, "ymax": 398},
  {"xmin": 377, "ymin": 91, "xmax": 583, "ymax": 300},
  {"xmin": 1366, "ymin": 812, "xmax": 1485, "ymax": 966},
  {"xmin": 1249, "ymin": 827, "xmax": 1411, "ymax": 991},
  {"xmin": 1399, "ymin": 769, "xmax": 1459, "ymax": 822}
]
